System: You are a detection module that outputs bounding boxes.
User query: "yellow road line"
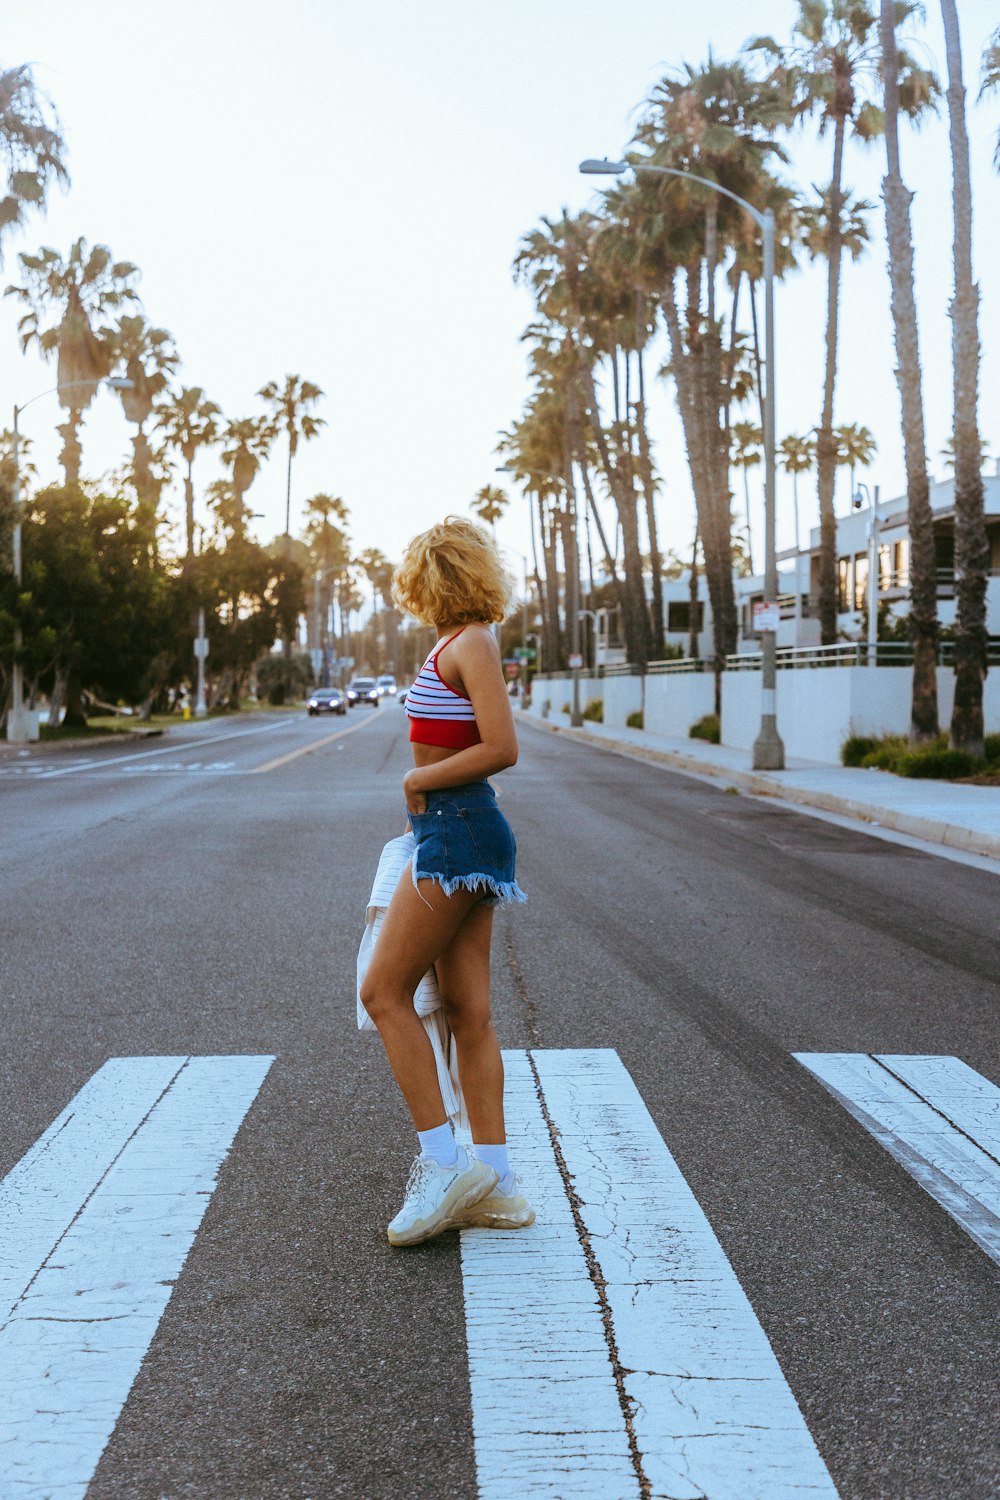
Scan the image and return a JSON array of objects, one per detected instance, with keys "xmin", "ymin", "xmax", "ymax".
[{"xmin": 250, "ymin": 711, "xmax": 380, "ymax": 773}]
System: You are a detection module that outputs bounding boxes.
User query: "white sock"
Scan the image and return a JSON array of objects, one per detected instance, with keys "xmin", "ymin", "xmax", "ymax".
[
  {"xmin": 417, "ymin": 1121, "xmax": 458, "ymax": 1167},
  {"xmin": 473, "ymin": 1143, "xmax": 511, "ymax": 1189}
]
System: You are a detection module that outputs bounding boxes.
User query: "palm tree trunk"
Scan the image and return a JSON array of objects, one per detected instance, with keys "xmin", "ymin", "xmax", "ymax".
[
  {"xmin": 881, "ymin": 0, "xmax": 939, "ymax": 740},
  {"xmin": 635, "ymin": 312, "xmax": 664, "ymax": 654},
  {"xmin": 941, "ymin": 0, "xmax": 989, "ymax": 754},
  {"xmin": 57, "ymin": 411, "xmax": 83, "ymax": 486},
  {"xmin": 688, "ymin": 530, "xmax": 701, "ymax": 662},
  {"xmin": 662, "ymin": 275, "xmax": 737, "ymax": 671},
  {"xmin": 817, "ymin": 117, "xmax": 847, "ymax": 645},
  {"xmin": 576, "ymin": 350, "xmax": 650, "ymax": 667},
  {"xmin": 185, "ymin": 459, "xmax": 196, "ymax": 559}
]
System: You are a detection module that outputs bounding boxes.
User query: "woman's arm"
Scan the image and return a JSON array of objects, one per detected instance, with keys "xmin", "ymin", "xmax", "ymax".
[{"xmin": 403, "ymin": 628, "xmax": 517, "ymax": 812}]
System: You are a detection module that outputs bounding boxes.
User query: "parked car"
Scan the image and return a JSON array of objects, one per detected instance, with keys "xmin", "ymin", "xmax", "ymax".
[
  {"xmin": 346, "ymin": 677, "xmax": 380, "ymax": 708},
  {"xmin": 306, "ymin": 688, "xmax": 346, "ymax": 717},
  {"xmin": 376, "ymin": 674, "xmax": 398, "ymax": 697}
]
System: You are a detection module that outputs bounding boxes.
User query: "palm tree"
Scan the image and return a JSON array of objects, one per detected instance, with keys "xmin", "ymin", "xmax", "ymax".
[
  {"xmin": 156, "ymin": 386, "xmax": 222, "ymax": 560},
  {"xmin": 628, "ymin": 53, "xmax": 794, "ymax": 677},
  {"xmin": 257, "ymin": 375, "xmax": 326, "ymax": 540},
  {"xmin": 834, "ymin": 421, "xmax": 877, "ymax": 508},
  {"xmin": 939, "ymin": 435, "xmax": 990, "ymax": 472},
  {"xmin": 754, "ymin": 2, "xmax": 932, "ymax": 645},
  {"xmin": 470, "ymin": 484, "xmax": 508, "ymax": 533},
  {"xmin": 779, "ymin": 432, "xmax": 813, "ymax": 553},
  {"xmin": 0, "ymin": 66, "xmax": 68, "ymax": 264},
  {"xmin": 940, "ymin": 0, "xmax": 990, "ymax": 756},
  {"xmin": 112, "ymin": 313, "xmax": 178, "ymax": 551},
  {"xmin": 879, "ymin": 0, "xmax": 940, "ymax": 741},
  {"xmin": 220, "ymin": 415, "xmax": 274, "ymax": 520},
  {"xmin": 5, "ymin": 238, "xmax": 140, "ymax": 483},
  {"xmin": 730, "ymin": 421, "xmax": 762, "ymax": 575}
]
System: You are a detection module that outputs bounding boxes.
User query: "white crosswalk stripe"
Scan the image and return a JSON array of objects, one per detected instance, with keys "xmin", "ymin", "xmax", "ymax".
[
  {"xmin": 795, "ymin": 1052, "xmax": 1000, "ymax": 1264},
  {"xmin": 4, "ymin": 1047, "xmax": 994, "ymax": 1498},
  {"xmin": 463, "ymin": 1050, "xmax": 838, "ymax": 1500},
  {"xmin": 0, "ymin": 1055, "xmax": 274, "ymax": 1500}
]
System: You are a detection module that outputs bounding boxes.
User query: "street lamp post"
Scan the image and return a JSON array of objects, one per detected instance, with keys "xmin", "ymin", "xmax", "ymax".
[
  {"xmin": 579, "ymin": 158, "xmax": 784, "ymax": 769},
  {"xmin": 852, "ymin": 481, "xmax": 880, "ymax": 664},
  {"xmin": 6, "ymin": 376, "xmax": 133, "ymax": 744}
]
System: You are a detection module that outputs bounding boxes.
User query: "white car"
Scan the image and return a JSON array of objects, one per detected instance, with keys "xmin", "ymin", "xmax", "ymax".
[{"xmin": 376, "ymin": 674, "xmax": 398, "ymax": 697}]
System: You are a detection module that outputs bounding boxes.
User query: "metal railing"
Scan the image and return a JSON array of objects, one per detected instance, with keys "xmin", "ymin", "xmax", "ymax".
[{"xmin": 536, "ymin": 637, "xmax": 1000, "ymax": 679}]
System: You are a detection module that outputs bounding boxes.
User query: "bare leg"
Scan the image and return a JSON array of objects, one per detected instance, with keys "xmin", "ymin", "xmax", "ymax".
[
  {"xmin": 435, "ymin": 901, "xmax": 505, "ymax": 1144},
  {"xmin": 360, "ymin": 864, "xmax": 484, "ymax": 1131}
]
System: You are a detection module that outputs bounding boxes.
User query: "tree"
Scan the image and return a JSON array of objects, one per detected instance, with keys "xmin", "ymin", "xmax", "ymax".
[
  {"xmin": 834, "ymin": 420, "xmax": 877, "ymax": 508},
  {"xmin": 629, "ymin": 53, "xmax": 794, "ymax": 679},
  {"xmin": 9, "ymin": 482, "xmax": 167, "ymax": 724},
  {"xmin": 941, "ymin": 0, "xmax": 990, "ymax": 756},
  {"xmin": 219, "ymin": 414, "xmax": 274, "ymax": 523},
  {"xmin": 6, "ymin": 238, "xmax": 140, "ymax": 483},
  {"xmin": 0, "ymin": 65, "xmax": 68, "ymax": 264},
  {"xmin": 257, "ymin": 375, "xmax": 326, "ymax": 539},
  {"xmin": 515, "ymin": 211, "xmax": 652, "ymax": 668},
  {"xmin": 470, "ymin": 485, "xmax": 508, "ymax": 531},
  {"xmin": 779, "ymin": 431, "xmax": 813, "ymax": 552},
  {"xmin": 156, "ymin": 386, "xmax": 221, "ymax": 560},
  {"xmin": 730, "ymin": 420, "xmax": 762, "ymax": 574},
  {"xmin": 879, "ymin": 0, "xmax": 939, "ymax": 742},
  {"xmin": 754, "ymin": 2, "xmax": 933, "ymax": 644},
  {"xmin": 112, "ymin": 313, "xmax": 178, "ymax": 552}
]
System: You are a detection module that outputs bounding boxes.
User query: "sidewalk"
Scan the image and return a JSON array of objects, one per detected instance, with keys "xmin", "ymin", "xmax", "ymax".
[{"xmin": 521, "ymin": 712, "xmax": 1000, "ymax": 863}]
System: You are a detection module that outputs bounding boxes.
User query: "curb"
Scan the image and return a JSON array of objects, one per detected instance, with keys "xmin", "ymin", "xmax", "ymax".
[
  {"xmin": 521, "ymin": 715, "xmax": 1000, "ymax": 863},
  {"xmin": 0, "ymin": 727, "xmax": 165, "ymax": 763}
]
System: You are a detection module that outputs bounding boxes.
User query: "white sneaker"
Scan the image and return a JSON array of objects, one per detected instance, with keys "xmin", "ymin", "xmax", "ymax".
[
  {"xmin": 387, "ymin": 1146, "xmax": 498, "ymax": 1247},
  {"xmin": 451, "ymin": 1175, "xmax": 536, "ymax": 1230}
]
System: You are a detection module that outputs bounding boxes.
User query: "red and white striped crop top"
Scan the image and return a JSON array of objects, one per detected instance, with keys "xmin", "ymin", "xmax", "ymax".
[{"xmin": 405, "ymin": 627, "xmax": 482, "ymax": 749}]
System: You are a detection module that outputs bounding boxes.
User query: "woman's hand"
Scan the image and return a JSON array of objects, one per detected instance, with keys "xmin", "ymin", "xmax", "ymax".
[{"xmin": 403, "ymin": 770, "xmax": 427, "ymax": 816}]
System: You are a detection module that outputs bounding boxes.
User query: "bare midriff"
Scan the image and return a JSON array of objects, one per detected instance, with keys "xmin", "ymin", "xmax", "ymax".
[{"xmin": 411, "ymin": 743, "xmax": 464, "ymax": 771}]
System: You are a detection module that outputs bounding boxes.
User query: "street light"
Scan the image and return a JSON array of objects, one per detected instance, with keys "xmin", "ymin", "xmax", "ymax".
[
  {"xmin": 6, "ymin": 375, "xmax": 134, "ymax": 744},
  {"xmin": 852, "ymin": 482, "xmax": 880, "ymax": 664},
  {"xmin": 579, "ymin": 157, "xmax": 784, "ymax": 769}
]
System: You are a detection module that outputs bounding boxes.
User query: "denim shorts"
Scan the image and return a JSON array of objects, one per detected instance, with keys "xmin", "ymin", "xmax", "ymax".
[{"xmin": 409, "ymin": 781, "xmax": 527, "ymax": 907}]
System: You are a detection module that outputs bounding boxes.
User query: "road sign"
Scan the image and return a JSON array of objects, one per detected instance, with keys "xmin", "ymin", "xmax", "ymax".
[
  {"xmin": 568, "ymin": 652, "xmax": 584, "ymax": 669},
  {"xmin": 752, "ymin": 601, "xmax": 781, "ymax": 634},
  {"xmin": 193, "ymin": 636, "xmax": 209, "ymax": 659},
  {"xmin": 515, "ymin": 648, "xmax": 536, "ymax": 661}
]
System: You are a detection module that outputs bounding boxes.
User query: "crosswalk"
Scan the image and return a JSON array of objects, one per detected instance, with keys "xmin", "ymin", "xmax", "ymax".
[{"xmin": 1, "ymin": 1047, "xmax": 996, "ymax": 1498}]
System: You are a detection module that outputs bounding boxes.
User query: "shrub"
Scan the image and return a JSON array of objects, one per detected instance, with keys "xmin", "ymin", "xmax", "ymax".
[
  {"xmin": 626, "ymin": 709, "xmax": 644, "ymax": 729},
  {"xmin": 897, "ymin": 745, "xmax": 978, "ymax": 779},
  {"xmin": 842, "ymin": 735, "xmax": 878, "ymax": 767},
  {"xmin": 582, "ymin": 697, "xmax": 603, "ymax": 723},
  {"xmin": 690, "ymin": 713, "xmax": 720, "ymax": 744},
  {"xmin": 859, "ymin": 735, "xmax": 908, "ymax": 771},
  {"xmin": 560, "ymin": 702, "xmax": 570, "ymax": 715},
  {"xmin": 984, "ymin": 733, "xmax": 1000, "ymax": 765}
]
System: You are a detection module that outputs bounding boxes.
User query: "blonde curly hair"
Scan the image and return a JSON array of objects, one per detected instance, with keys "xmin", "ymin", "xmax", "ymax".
[{"xmin": 392, "ymin": 515, "xmax": 516, "ymax": 626}]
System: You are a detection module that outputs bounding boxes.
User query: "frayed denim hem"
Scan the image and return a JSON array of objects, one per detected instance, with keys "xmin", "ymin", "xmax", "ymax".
[{"xmin": 411, "ymin": 861, "xmax": 527, "ymax": 909}]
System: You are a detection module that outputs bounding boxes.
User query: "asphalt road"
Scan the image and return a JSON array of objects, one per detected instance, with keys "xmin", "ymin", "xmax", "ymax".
[{"xmin": 1, "ymin": 704, "xmax": 998, "ymax": 1499}]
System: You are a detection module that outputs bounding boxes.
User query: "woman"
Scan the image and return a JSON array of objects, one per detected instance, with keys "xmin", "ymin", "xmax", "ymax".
[{"xmin": 359, "ymin": 516, "xmax": 534, "ymax": 1248}]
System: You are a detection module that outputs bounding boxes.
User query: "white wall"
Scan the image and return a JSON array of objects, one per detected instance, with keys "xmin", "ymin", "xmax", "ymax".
[
  {"xmin": 602, "ymin": 675, "xmax": 644, "ymax": 728},
  {"xmin": 722, "ymin": 667, "xmax": 1000, "ymax": 761},
  {"xmin": 645, "ymin": 674, "xmax": 717, "ymax": 739},
  {"xmin": 527, "ymin": 677, "xmax": 602, "ymax": 720}
]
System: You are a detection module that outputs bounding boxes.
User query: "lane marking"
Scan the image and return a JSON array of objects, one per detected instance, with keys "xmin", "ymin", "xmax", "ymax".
[
  {"xmin": 462, "ymin": 1050, "xmax": 836, "ymax": 1500},
  {"xmin": 250, "ymin": 709, "xmax": 380, "ymax": 773},
  {"xmin": 34, "ymin": 720, "xmax": 286, "ymax": 779},
  {"xmin": 796, "ymin": 1052, "xmax": 1000, "ymax": 1264},
  {"xmin": 0, "ymin": 1054, "xmax": 274, "ymax": 1499},
  {"xmin": 460, "ymin": 1050, "xmax": 640, "ymax": 1498}
]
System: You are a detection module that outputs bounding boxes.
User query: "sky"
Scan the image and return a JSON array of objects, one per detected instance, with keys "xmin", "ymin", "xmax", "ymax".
[{"xmin": 2, "ymin": 0, "xmax": 999, "ymax": 589}]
